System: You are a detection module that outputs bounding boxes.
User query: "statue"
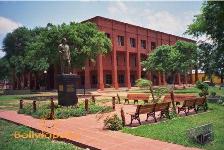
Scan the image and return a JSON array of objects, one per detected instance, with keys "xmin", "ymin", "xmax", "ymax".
[{"xmin": 58, "ymin": 38, "xmax": 71, "ymax": 74}]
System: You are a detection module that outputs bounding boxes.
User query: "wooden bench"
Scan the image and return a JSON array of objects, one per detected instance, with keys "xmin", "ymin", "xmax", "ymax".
[
  {"xmin": 177, "ymin": 98, "xmax": 196, "ymax": 115},
  {"xmin": 195, "ymin": 97, "xmax": 208, "ymax": 111},
  {"xmin": 129, "ymin": 102, "xmax": 170, "ymax": 125},
  {"xmin": 153, "ymin": 102, "xmax": 170, "ymax": 122},
  {"xmin": 125, "ymin": 93, "xmax": 150, "ymax": 104},
  {"xmin": 164, "ymin": 94, "xmax": 196, "ymax": 104},
  {"xmin": 178, "ymin": 97, "xmax": 208, "ymax": 116}
]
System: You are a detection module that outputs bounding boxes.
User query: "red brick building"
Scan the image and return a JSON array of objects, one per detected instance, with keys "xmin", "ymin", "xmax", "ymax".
[
  {"xmin": 79, "ymin": 16, "xmax": 194, "ymax": 90},
  {"xmin": 13, "ymin": 16, "xmax": 195, "ymax": 90}
]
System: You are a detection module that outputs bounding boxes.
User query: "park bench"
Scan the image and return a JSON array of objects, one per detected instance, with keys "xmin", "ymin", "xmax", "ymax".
[
  {"xmin": 187, "ymin": 123, "xmax": 213, "ymax": 144},
  {"xmin": 178, "ymin": 97, "xmax": 208, "ymax": 116},
  {"xmin": 195, "ymin": 97, "xmax": 208, "ymax": 111},
  {"xmin": 129, "ymin": 104, "xmax": 156, "ymax": 125},
  {"xmin": 164, "ymin": 94, "xmax": 196, "ymax": 104},
  {"xmin": 129, "ymin": 102, "xmax": 170, "ymax": 125},
  {"xmin": 177, "ymin": 98, "xmax": 197, "ymax": 115},
  {"xmin": 125, "ymin": 93, "xmax": 150, "ymax": 104},
  {"xmin": 153, "ymin": 102, "xmax": 170, "ymax": 122}
]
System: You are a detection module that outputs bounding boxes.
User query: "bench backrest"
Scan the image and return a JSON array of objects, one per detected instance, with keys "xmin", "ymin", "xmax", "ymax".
[
  {"xmin": 164, "ymin": 94, "xmax": 196, "ymax": 102},
  {"xmin": 136, "ymin": 104, "xmax": 155, "ymax": 114},
  {"xmin": 155, "ymin": 102, "xmax": 170, "ymax": 111},
  {"xmin": 183, "ymin": 99, "xmax": 196, "ymax": 107},
  {"xmin": 127, "ymin": 93, "xmax": 149, "ymax": 100},
  {"xmin": 195, "ymin": 97, "xmax": 206, "ymax": 106}
]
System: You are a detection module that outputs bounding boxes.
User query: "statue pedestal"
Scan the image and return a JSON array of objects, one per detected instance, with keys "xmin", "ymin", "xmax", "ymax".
[{"xmin": 57, "ymin": 74, "xmax": 79, "ymax": 106}]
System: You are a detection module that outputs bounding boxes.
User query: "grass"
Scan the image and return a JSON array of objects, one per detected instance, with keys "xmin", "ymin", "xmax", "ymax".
[
  {"xmin": 0, "ymin": 119, "xmax": 82, "ymax": 150},
  {"xmin": 122, "ymin": 86, "xmax": 224, "ymax": 149},
  {"xmin": 18, "ymin": 101, "xmax": 112, "ymax": 119},
  {"xmin": 122, "ymin": 94, "xmax": 224, "ymax": 150},
  {"xmin": 0, "ymin": 95, "xmax": 31, "ymax": 110}
]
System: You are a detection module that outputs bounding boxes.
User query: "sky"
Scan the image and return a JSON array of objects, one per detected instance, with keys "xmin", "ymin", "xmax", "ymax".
[{"xmin": 0, "ymin": 1, "xmax": 203, "ymax": 58}]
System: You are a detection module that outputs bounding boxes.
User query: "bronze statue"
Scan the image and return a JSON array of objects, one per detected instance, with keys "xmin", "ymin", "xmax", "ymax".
[{"xmin": 58, "ymin": 38, "xmax": 71, "ymax": 74}]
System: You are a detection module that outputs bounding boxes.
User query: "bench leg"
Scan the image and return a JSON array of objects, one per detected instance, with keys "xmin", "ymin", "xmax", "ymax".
[
  {"xmin": 152, "ymin": 112, "xmax": 157, "ymax": 122},
  {"xmin": 125, "ymin": 99, "xmax": 129, "ymax": 104},
  {"xmin": 130, "ymin": 115, "xmax": 134, "ymax": 125},
  {"xmin": 137, "ymin": 117, "xmax": 141, "ymax": 125}
]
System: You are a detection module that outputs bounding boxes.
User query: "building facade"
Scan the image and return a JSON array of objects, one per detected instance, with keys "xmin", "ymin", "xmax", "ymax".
[
  {"xmin": 80, "ymin": 16, "xmax": 194, "ymax": 90},
  {"xmin": 12, "ymin": 16, "xmax": 195, "ymax": 90}
]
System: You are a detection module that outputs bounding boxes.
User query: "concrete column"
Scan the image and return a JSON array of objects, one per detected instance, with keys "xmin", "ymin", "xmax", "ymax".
[
  {"xmin": 97, "ymin": 54, "xmax": 104, "ymax": 90},
  {"xmin": 84, "ymin": 60, "xmax": 91, "ymax": 89},
  {"xmin": 137, "ymin": 35, "xmax": 141, "ymax": 79},
  {"xmin": 112, "ymin": 31, "xmax": 118, "ymax": 89},
  {"xmin": 125, "ymin": 28, "xmax": 131, "ymax": 89},
  {"xmin": 125, "ymin": 51, "xmax": 131, "ymax": 89}
]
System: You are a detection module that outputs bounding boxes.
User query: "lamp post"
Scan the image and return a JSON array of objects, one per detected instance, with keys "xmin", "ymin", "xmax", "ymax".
[
  {"xmin": 82, "ymin": 67, "xmax": 85, "ymax": 95},
  {"xmin": 44, "ymin": 70, "xmax": 47, "ymax": 91}
]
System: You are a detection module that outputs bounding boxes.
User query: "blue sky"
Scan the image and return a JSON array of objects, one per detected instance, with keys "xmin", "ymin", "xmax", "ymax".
[{"xmin": 0, "ymin": 1, "xmax": 203, "ymax": 58}]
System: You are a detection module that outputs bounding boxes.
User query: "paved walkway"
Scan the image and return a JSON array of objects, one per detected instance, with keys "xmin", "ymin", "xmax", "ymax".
[{"xmin": 0, "ymin": 107, "xmax": 199, "ymax": 150}]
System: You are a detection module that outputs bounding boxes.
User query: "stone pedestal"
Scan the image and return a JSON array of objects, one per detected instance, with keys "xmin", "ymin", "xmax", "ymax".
[{"xmin": 57, "ymin": 74, "xmax": 79, "ymax": 106}]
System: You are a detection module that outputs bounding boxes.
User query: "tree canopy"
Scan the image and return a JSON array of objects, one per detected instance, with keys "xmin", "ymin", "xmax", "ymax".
[
  {"xmin": 1, "ymin": 22, "xmax": 112, "ymax": 77},
  {"xmin": 0, "ymin": 21, "xmax": 111, "ymax": 89},
  {"xmin": 186, "ymin": 1, "xmax": 224, "ymax": 82}
]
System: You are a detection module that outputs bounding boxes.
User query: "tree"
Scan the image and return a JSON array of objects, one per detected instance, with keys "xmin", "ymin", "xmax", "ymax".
[
  {"xmin": 197, "ymin": 42, "xmax": 216, "ymax": 82},
  {"xmin": 142, "ymin": 45, "xmax": 181, "ymax": 113},
  {"xmin": 174, "ymin": 41, "xmax": 198, "ymax": 84},
  {"xmin": 2, "ymin": 22, "xmax": 112, "ymax": 89},
  {"xmin": 142, "ymin": 45, "xmax": 181, "ymax": 79},
  {"xmin": 186, "ymin": 1, "xmax": 224, "ymax": 83},
  {"xmin": 0, "ymin": 57, "xmax": 10, "ymax": 81}
]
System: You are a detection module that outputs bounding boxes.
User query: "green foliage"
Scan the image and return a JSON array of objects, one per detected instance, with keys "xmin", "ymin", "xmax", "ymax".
[
  {"xmin": 210, "ymin": 91, "xmax": 216, "ymax": 97},
  {"xmin": 18, "ymin": 102, "xmax": 112, "ymax": 119},
  {"xmin": 104, "ymin": 114, "xmax": 123, "ymax": 131},
  {"xmin": 0, "ymin": 120, "xmax": 82, "ymax": 150},
  {"xmin": 123, "ymin": 103, "xmax": 224, "ymax": 150},
  {"xmin": 186, "ymin": 2, "xmax": 224, "ymax": 81},
  {"xmin": 0, "ymin": 57, "xmax": 10, "ymax": 80},
  {"xmin": 135, "ymin": 78, "xmax": 152, "ymax": 88},
  {"xmin": 196, "ymin": 81, "xmax": 209, "ymax": 97},
  {"xmin": 142, "ymin": 45, "xmax": 181, "ymax": 73},
  {"xmin": 1, "ymin": 21, "xmax": 112, "ymax": 83},
  {"xmin": 174, "ymin": 40, "xmax": 198, "ymax": 74}
]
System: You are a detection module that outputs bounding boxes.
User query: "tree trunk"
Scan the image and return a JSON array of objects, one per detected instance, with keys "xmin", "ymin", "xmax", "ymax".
[
  {"xmin": 170, "ymin": 91, "xmax": 176, "ymax": 114},
  {"xmin": 221, "ymin": 76, "xmax": 224, "ymax": 83},
  {"xmin": 195, "ymin": 67, "xmax": 198, "ymax": 82}
]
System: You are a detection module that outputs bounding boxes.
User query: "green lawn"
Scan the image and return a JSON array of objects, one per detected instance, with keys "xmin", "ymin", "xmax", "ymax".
[
  {"xmin": 0, "ymin": 119, "xmax": 82, "ymax": 150},
  {"xmin": 0, "ymin": 95, "xmax": 28, "ymax": 110},
  {"xmin": 123, "ymin": 86, "xmax": 224, "ymax": 150}
]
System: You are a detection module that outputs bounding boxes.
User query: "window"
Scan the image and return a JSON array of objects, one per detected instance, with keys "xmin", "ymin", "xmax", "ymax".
[
  {"xmin": 141, "ymin": 40, "xmax": 146, "ymax": 49},
  {"xmin": 151, "ymin": 42, "xmax": 156, "ymax": 50},
  {"xmin": 130, "ymin": 38, "xmax": 136, "ymax": 48},
  {"xmin": 105, "ymin": 33, "xmax": 110, "ymax": 38},
  {"xmin": 118, "ymin": 36, "xmax": 124, "ymax": 46},
  {"xmin": 105, "ymin": 74, "xmax": 112, "ymax": 84},
  {"xmin": 118, "ymin": 75, "xmax": 125, "ymax": 84}
]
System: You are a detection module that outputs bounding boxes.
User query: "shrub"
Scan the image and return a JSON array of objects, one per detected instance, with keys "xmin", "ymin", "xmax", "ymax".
[
  {"xmin": 210, "ymin": 91, "xmax": 216, "ymax": 97},
  {"xmin": 104, "ymin": 114, "xmax": 123, "ymax": 131},
  {"xmin": 18, "ymin": 102, "xmax": 112, "ymax": 119},
  {"xmin": 196, "ymin": 81, "xmax": 209, "ymax": 97}
]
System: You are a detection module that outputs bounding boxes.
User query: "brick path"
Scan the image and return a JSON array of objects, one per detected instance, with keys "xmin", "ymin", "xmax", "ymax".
[{"xmin": 0, "ymin": 106, "xmax": 200, "ymax": 150}]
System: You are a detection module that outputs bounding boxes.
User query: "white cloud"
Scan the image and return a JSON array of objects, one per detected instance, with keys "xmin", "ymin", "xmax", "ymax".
[
  {"xmin": 0, "ymin": 16, "xmax": 22, "ymax": 35},
  {"xmin": 108, "ymin": 1, "xmax": 128, "ymax": 15},
  {"xmin": 107, "ymin": 3, "xmax": 198, "ymax": 38}
]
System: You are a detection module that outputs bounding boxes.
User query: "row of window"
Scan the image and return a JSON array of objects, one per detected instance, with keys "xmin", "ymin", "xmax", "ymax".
[{"xmin": 107, "ymin": 33, "xmax": 156, "ymax": 50}]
